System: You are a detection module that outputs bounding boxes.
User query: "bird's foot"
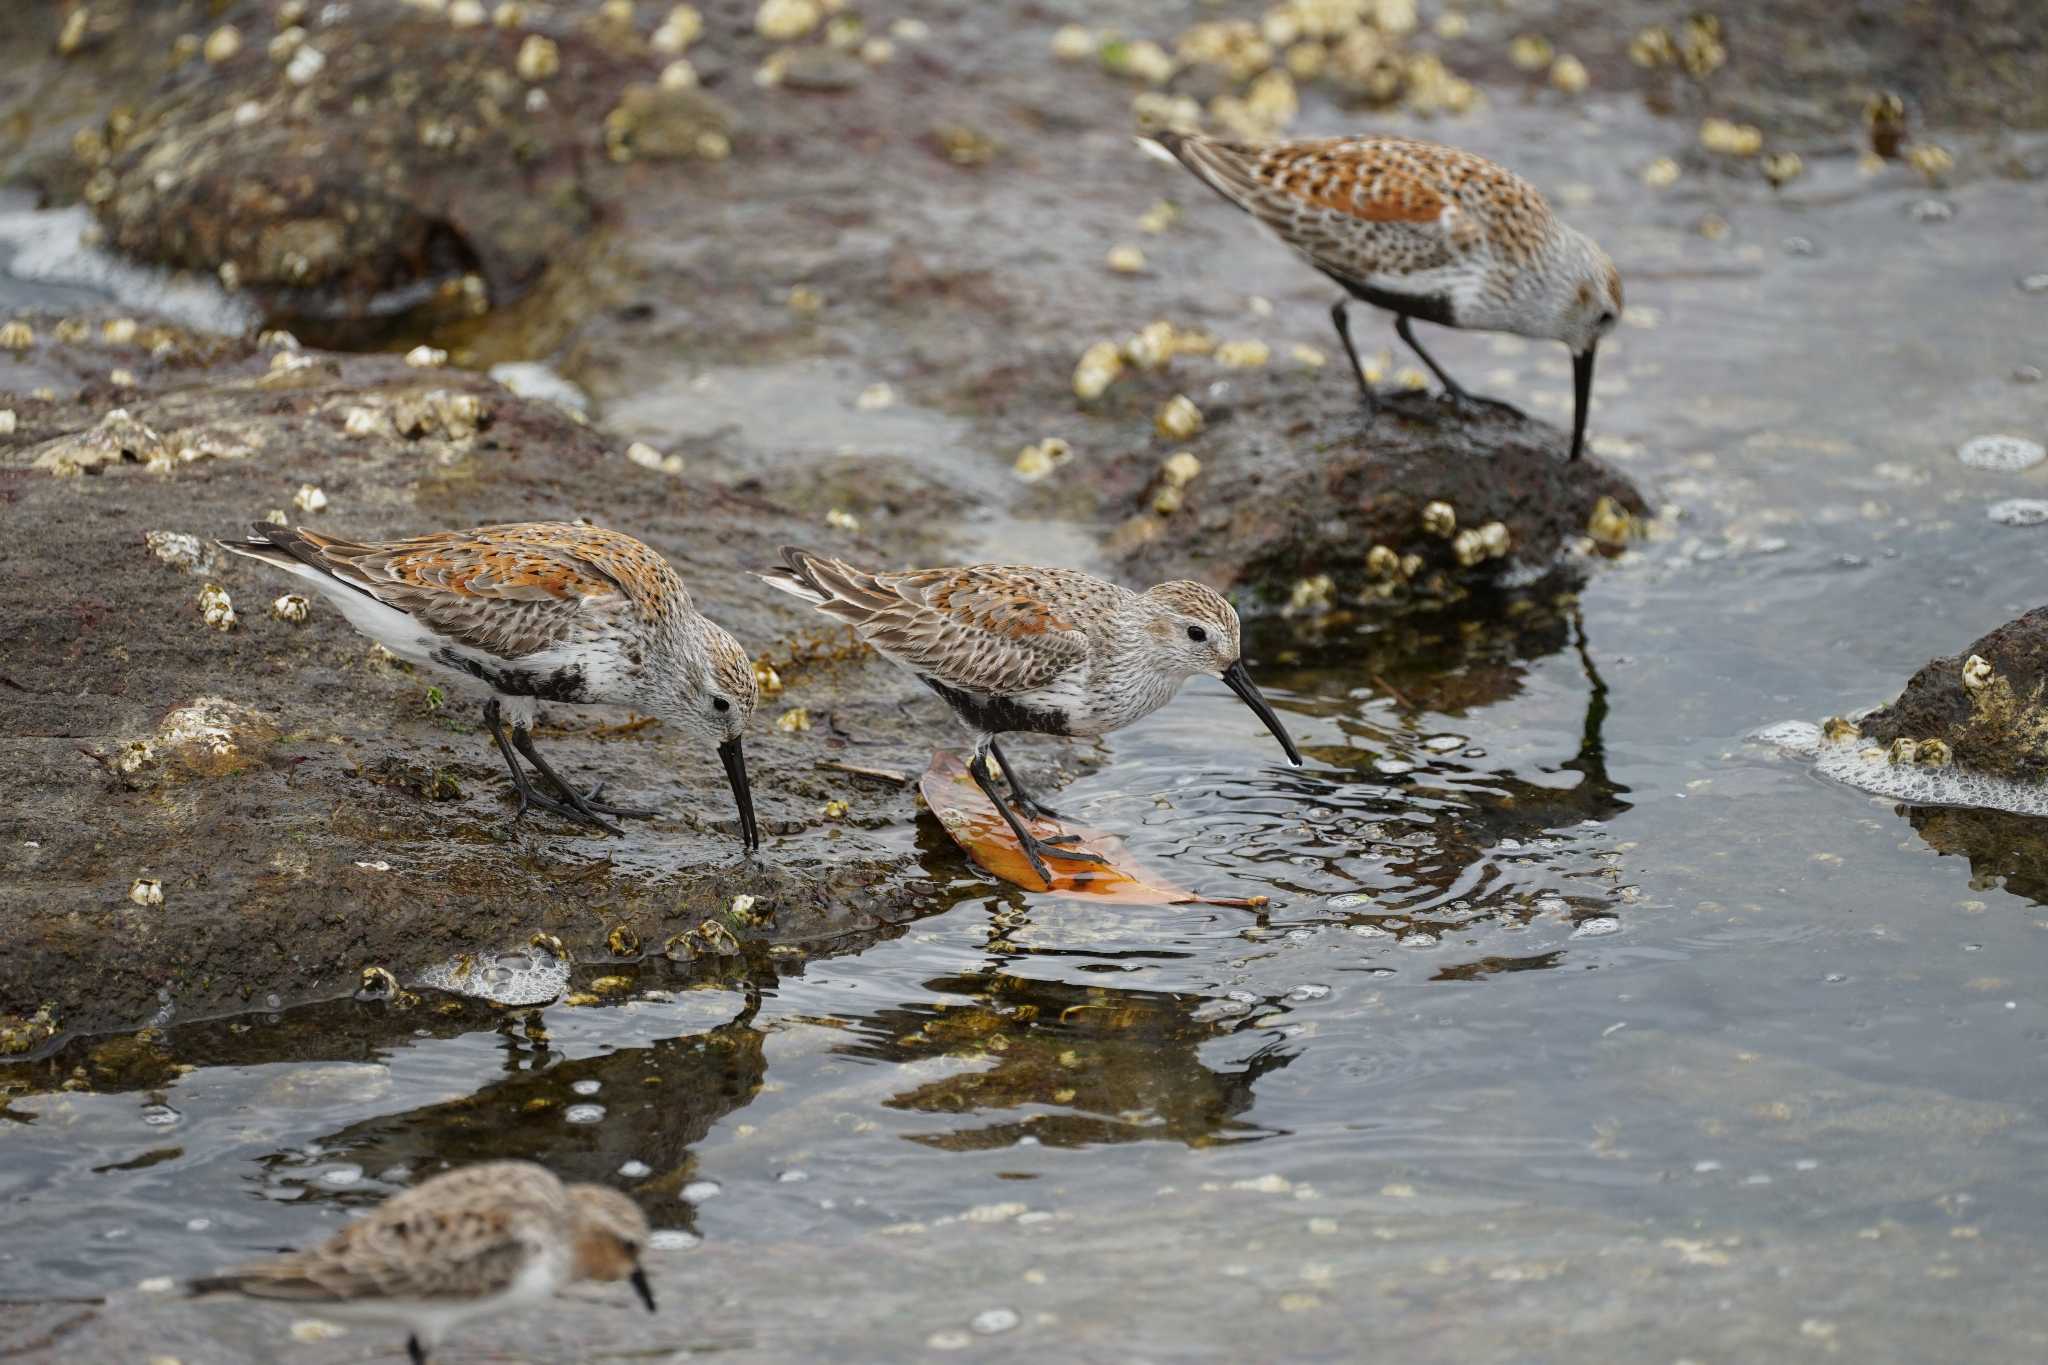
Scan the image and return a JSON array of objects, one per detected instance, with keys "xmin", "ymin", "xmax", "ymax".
[
  {"xmin": 1444, "ymin": 389, "xmax": 1523, "ymax": 419},
  {"xmin": 513, "ymin": 786, "xmax": 627, "ymax": 837},
  {"xmin": 1014, "ymin": 832, "xmax": 1111, "ymax": 886},
  {"xmin": 570, "ymin": 781, "xmax": 660, "ymax": 819}
]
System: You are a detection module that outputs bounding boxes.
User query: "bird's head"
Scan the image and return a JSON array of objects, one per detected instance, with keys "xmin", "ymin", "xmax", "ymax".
[
  {"xmin": 564, "ymin": 1185, "xmax": 656, "ymax": 1312},
  {"xmin": 666, "ymin": 621, "xmax": 760, "ymax": 849}
]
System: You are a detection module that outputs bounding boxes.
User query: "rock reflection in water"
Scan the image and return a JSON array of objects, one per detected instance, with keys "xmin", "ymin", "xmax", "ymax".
[
  {"xmin": 1255, "ymin": 599, "xmax": 1632, "ymax": 962},
  {"xmin": 837, "ymin": 970, "xmax": 1294, "ymax": 1150},
  {"xmin": 271, "ymin": 993, "xmax": 767, "ymax": 1220}
]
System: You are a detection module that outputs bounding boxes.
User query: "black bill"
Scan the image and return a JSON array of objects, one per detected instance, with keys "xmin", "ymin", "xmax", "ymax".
[
  {"xmin": 718, "ymin": 736, "xmax": 760, "ymax": 851},
  {"xmin": 629, "ymin": 1265, "xmax": 657, "ymax": 1312},
  {"xmin": 1221, "ymin": 659, "xmax": 1304, "ymax": 767},
  {"xmin": 1569, "ymin": 345, "xmax": 1596, "ymax": 462}
]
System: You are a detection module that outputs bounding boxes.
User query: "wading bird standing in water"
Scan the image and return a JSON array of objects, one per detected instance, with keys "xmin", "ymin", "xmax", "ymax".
[
  {"xmin": 222, "ymin": 521, "xmax": 759, "ymax": 846},
  {"xmin": 1140, "ymin": 129, "xmax": 1622, "ymax": 460},
  {"xmin": 190, "ymin": 1161, "xmax": 656, "ymax": 1365},
  {"xmin": 761, "ymin": 547, "xmax": 1303, "ymax": 883}
]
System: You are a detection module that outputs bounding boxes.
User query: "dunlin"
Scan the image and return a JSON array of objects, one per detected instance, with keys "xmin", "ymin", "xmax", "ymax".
[
  {"xmin": 1140, "ymin": 130, "xmax": 1622, "ymax": 460},
  {"xmin": 189, "ymin": 1161, "xmax": 656, "ymax": 1365},
  {"xmin": 221, "ymin": 521, "xmax": 759, "ymax": 845},
  {"xmin": 761, "ymin": 548, "xmax": 1302, "ymax": 882}
]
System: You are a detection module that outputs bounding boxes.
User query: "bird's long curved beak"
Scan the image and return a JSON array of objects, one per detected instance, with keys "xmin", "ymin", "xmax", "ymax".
[
  {"xmin": 1570, "ymin": 345, "xmax": 1596, "ymax": 462},
  {"xmin": 718, "ymin": 737, "xmax": 759, "ymax": 851},
  {"xmin": 629, "ymin": 1265, "xmax": 657, "ymax": 1313},
  {"xmin": 1221, "ymin": 659, "xmax": 1303, "ymax": 767}
]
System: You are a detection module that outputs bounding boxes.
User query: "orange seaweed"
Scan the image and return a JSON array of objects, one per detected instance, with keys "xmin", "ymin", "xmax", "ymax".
[{"xmin": 918, "ymin": 751, "xmax": 1267, "ymax": 909}]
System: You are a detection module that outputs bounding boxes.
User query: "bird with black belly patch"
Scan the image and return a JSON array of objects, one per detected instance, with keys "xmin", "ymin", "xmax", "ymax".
[
  {"xmin": 221, "ymin": 520, "xmax": 760, "ymax": 846},
  {"xmin": 761, "ymin": 547, "xmax": 1303, "ymax": 884},
  {"xmin": 1140, "ymin": 130, "xmax": 1622, "ymax": 461}
]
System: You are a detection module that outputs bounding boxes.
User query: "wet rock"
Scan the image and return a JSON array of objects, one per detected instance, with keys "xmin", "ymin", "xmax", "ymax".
[
  {"xmin": 10, "ymin": 2, "xmax": 668, "ymax": 341},
  {"xmin": 1862, "ymin": 606, "xmax": 2048, "ymax": 783},
  {"xmin": 0, "ymin": 314, "xmax": 939, "ymax": 1037},
  {"xmin": 1095, "ymin": 387, "xmax": 1647, "ymax": 609}
]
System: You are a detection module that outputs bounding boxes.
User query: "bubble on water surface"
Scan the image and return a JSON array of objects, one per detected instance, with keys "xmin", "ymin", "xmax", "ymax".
[
  {"xmin": 681, "ymin": 1180, "xmax": 722, "ymax": 1202},
  {"xmin": 1751, "ymin": 720, "xmax": 1823, "ymax": 756},
  {"xmin": 571, "ymin": 1079, "xmax": 601, "ymax": 1096},
  {"xmin": 1572, "ymin": 917, "xmax": 1621, "ymax": 938},
  {"xmin": 318, "ymin": 1164, "xmax": 363, "ymax": 1187},
  {"xmin": 1287, "ymin": 984, "xmax": 1331, "ymax": 1002},
  {"xmin": 619, "ymin": 1160, "xmax": 653, "ymax": 1178},
  {"xmin": 1957, "ymin": 435, "xmax": 2045, "ymax": 472},
  {"xmin": 1373, "ymin": 758, "xmax": 1416, "ymax": 775},
  {"xmin": 564, "ymin": 1104, "xmax": 606, "ymax": 1125},
  {"xmin": 1987, "ymin": 498, "xmax": 2048, "ymax": 527},
  {"xmin": 141, "ymin": 1103, "xmax": 181, "ymax": 1127},
  {"xmin": 417, "ymin": 948, "xmax": 570, "ymax": 1006},
  {"xmin": 649, "ymin": 1229, "xmax": 700, "ymax": 1251}
]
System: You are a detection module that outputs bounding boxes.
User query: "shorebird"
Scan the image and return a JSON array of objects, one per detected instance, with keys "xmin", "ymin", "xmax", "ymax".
[
  {"xmin": 190, "ymin": 1161, "xmax": 656, "ymax": 1365},
  {"xmin": 1139, "ymin": 130, "xmax": 1622, "ymax": 460},
  {"xmin": 761, "ymin": 547, "xmax": 1302, "ymax": 882},
  {"xmin": 221, "ymin": 521, "xmax": 759, "ymax": 846}
]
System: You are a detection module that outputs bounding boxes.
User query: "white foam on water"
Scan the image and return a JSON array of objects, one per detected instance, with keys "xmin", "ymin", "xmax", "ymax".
[
  {"xmin": 416, "ymin": 949, "xmax": 570, "ymax": 1006},
  {"xmin": 1749, "ymin": 720, "xmax": 1823, "ymax": 756},
  {"xmin": 0, "ymin": 205, "xmax": 258, "ymax": 335},
  {"xmin": 1987, "ymin": 498, "xmax": 2048, "ymax": 527},
  {"xmin": 1812, "ymin": 739, "xmax": 2048, "ymax": 816},
  {"xmin": 1755, "ymin": 718, "xmax": 2048, "ymax": 817},
  {"xmin": 1957, "ymin": 434, "xmax": 2046, "ymax": 472}
]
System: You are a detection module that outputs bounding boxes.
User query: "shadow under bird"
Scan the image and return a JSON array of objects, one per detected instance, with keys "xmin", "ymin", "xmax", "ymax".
[
  {"xmin": 221, "ymin": 521, "xmax": 760, "ymax": 846},
  {"xmin": 189, "ymin": 1160, "xmax": 656, "ymax": 1365},
  {"xmin": 761, "ymin": 547, "xmax": 1303, "ymax": 883},
  {"xmin": 1139, "ymin": 129, "xmax": 1622, "ymax": 461}
]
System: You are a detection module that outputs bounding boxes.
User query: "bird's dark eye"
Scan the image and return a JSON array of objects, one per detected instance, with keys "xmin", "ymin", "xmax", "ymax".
[
  {"xmin": 1186, "ymin": 625, "xmax": 1208, "ymax": 642},
  {"xmin": 712, "ymin": 697, "xmax": 730, "ymax": 713},
  {"xmin": 1597, "ymin": 310, "xmax": 1616, "ymax": 327}
]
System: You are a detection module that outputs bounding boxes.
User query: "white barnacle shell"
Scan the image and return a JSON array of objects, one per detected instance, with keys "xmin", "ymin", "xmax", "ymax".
[
  {"xmin": 129, "ymin": 878, "xmax": 164, "ymax": 907},
  {"xmin": 198, "ymin": 583, "xmax": 238, "ymax": 631},
  {"xmin": 1961, "ymin": 654, "xmax": 1994, "ymax": 692},
  {"xmin": 1421, "ymin": 501, "xmax": 1456, "ymax": 538}
]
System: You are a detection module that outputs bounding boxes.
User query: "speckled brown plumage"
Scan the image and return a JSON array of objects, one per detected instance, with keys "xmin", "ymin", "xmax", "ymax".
[
  {"xmin": 221, "ymin": 520, "xmax": 760, "ymax": 844},
  {"xmin": 761, "ymin": 546, "xmax": 1302, "ymax": 884},
  {"xmin": 1142, "ymin": 129, "xmax": 1623, "ymax": 459},
  {"xmin": 191, "ymin": 1161, "xmax": 654, "ymax": 1364}
]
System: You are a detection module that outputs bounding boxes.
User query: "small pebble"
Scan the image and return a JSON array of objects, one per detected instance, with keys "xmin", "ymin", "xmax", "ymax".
[{"xmin": 971, "ymin": 1308, "xmax": 1020, "ymax": 1335}]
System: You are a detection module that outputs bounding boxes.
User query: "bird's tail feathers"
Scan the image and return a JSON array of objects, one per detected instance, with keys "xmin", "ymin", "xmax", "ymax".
[{"xmin": 757, "ymin": 545, "xmax": 833, "ymax": 606}]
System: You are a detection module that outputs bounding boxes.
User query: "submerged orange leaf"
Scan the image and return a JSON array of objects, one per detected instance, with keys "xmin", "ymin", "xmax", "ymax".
[{"xmin": 919, "ymin": 751, "xmax": 1267, "ymax": 909}]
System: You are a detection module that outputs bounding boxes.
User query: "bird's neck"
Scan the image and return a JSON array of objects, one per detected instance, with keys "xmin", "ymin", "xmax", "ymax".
[{"xmin": 1093, "ymin": 607, "xmax": 1192, "ymax": 730}]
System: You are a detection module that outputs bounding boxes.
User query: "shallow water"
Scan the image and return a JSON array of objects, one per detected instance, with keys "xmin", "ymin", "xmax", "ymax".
[{"xmin": 7, "ymin": 52, "xmax": 2048, "ymax": 1365}]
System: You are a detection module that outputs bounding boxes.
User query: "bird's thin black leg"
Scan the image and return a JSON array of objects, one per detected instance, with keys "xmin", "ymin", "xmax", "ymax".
[
  {"xmin": 407, "ymin": 1334, "xmax": 427, "ymax": 1365},
  {"xmin": 508, "ymin": 727, "xmax": 660, "ymax": 821},
  {"xmin": 484, "ymin": 698, "xmax": 569, "ymax": 828},
  {"xmin": 967, "ymin": 739, "xmax": 1108, "ymax": 886},
  {"xmin": 988, "ymin": 737, "xmax": 1060, "ymax": 820},
  {"xmin": 1394, "ymin": 315, "xmax": 1523, "ymax": 416},
  {"xmin": 507, "ymin": 727, "xmax": 654, "ymax": 835},
  {"xmin": 1330, "ymin": 298, "xmax": 1378, "ymax": 413}
]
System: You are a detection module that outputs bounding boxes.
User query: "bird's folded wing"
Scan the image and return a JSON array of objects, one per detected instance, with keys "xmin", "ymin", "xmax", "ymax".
[
  {"xmin": 310, "ymin": 527, "xmax": 628, "ymax": 660},
  {"xmin": 217, "ymin": 1211, "xmax": 537, "ymax": 1303},
  {"xmin": 1178, "ymin": 136, "xmax": 1483, "ymax": 269},
  {"xmin": 863, "ymin": 568, "xmax": 1091, "ymax": 696}
]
